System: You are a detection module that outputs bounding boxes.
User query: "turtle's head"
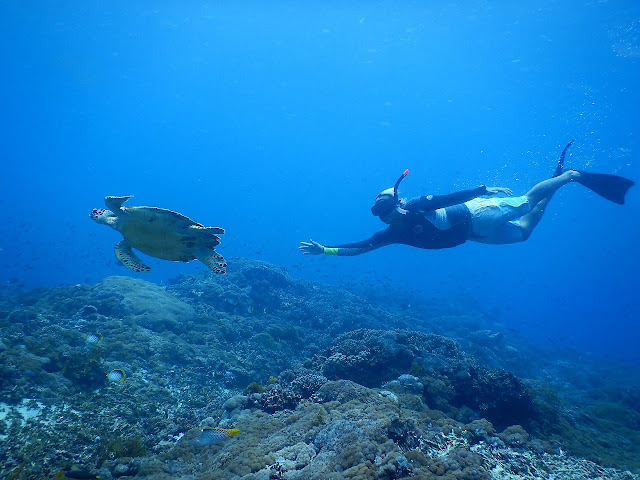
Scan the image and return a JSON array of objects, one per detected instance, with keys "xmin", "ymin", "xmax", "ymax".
[{"xmin": 90, "ymin": 208, "xmax": 117, "ymax": 227}]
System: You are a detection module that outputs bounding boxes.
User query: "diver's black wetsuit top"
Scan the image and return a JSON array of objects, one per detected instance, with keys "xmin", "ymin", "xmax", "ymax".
[{"xmin": 327, "ymin": 186, "xmax": 487, "ymax": 256}]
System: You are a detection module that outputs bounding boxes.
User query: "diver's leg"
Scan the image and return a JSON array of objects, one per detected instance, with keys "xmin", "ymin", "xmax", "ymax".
[
  {"xmin": 519, "ymin": 169, "xmax": 582, "ymax": 239},
  {"xmin": 524, "ymin": 170, "xmax": 579, "ymax": 206},
  {"xmin": 475, "ymin": 161, "xmax": 579, "ymax": 243},
  {"xmin": 518, "ymin": 197, "xmax": 551, "ymax": 241}
]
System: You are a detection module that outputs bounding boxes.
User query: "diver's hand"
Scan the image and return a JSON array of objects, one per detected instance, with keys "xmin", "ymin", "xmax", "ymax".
[
  {"xmin": 299, "ymin": 239, "xmax": 325, "ymax": 255},
  {"xmin": 486, "ymin": 186, "xmax": 513, "ymax": 196}
]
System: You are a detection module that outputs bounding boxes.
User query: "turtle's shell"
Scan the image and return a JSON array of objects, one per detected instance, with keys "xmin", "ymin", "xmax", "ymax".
[{"xmin": 116, "ymin": 206, "xmax": 205, "ymax": 261}]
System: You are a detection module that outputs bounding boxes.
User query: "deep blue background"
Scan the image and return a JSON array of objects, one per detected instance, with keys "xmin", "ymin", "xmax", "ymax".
[{"xmin": 1, "ymin": 1, "xmax": 639, "ymax": 358}]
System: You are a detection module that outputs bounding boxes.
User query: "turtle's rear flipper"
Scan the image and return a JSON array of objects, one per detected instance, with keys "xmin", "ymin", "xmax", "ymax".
[
  {"xmin": 195, "ymin": 249, "xmax": 227, "ymax": 274},
  {"xmin": 189, "ymin": 225, "xmax": 224, "ymax": 247},
  {"xmin": 115, "ymin": 240, "xmax": 152, "ymax": 273}
]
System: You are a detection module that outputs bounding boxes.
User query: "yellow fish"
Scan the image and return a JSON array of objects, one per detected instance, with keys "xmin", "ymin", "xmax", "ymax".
[{"xmin": 188, "ymin": 427, "xmax": 239, "ymax": 446}]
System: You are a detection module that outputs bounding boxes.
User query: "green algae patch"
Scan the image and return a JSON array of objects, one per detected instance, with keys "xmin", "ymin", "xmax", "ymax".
[{"xmin": 243, "ymin": 382, "xmax": 266, "ymax": 394}]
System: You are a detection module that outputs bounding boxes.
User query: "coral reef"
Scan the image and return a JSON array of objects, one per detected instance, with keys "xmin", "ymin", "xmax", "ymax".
[
  {"xmin": 248, "ymin": 368, "xmax": 327, "ymax": 414},
  {"xmin": 0, "ymin": 258, "xmax": 639, "ymax": 479}
]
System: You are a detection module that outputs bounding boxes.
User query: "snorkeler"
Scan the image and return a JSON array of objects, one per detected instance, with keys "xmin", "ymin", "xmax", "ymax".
[{"xmin": 299, "ymin": 142, "xmax": 634, "ymax": 256}]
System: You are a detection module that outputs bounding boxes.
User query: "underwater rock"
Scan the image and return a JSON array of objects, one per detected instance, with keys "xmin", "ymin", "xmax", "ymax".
[
  {"xmin": 464, "ymin": 418, "xmax": 496, "ymax": 443},
  {"xmin": 253, "ymin": 383, "xmax": 301, "ymax": 413},
  {"xmin": 62, "ymin": 349, "xmax": 108, "ymax": 389},
  {"xmin": 241, "ymin": 264, "xmax": 288, "ymax": 310},
  {"xmin": 220, "ymin": 395, "xmax": 250, "ymax": 426},
  {"xmin": 320, "ymin": 330, "xmax": 416, "ymax": 386},
  {"xmin": 271, "ymin": 442, "xmax": 317, "ymax": 473},
  {"xmin": 77, "ymin": 304, "xmax": 99, "ymax": 320},
  {"xmin": 222, "ymin": 394, "xmax": 249, "ymax": 413},
  {"xmin": 469, "ymin": 329, "xmax": 503, "ymax": 346},
  {"xmin": 316, "ymin": 328, "xmax": 547, "ymax": 432},
  {"xmin": 383, "ymin": 374, "xmax": 424, "ymax": 395},
  {"xmin": 450, "ymin": 366, "xmax": 536, "ymax": 430},
  {"xmin": 288, "ymin": 370, "xmax": 327, "ymax": 398},
  {"xmin": 251, "ymin": 368, "xmax": 327, "ymax": 413},
  {"xmin": 320, "ymin": 329, "xmax": 466, "ymax": 387},
  {"xmin": 112, "ymin": 460, "xmax": 138, "ymax": 477},
  {"xmin": 92, "ymin": 276, "xmax": 196, "ymax": 332},
  {"xmin": 313, "ymin": 380, "xmax": 379, "ymax": 405}
]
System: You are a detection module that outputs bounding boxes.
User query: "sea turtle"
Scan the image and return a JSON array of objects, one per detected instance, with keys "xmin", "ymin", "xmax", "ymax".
[{"xmin": 90, "ymin": 196, "xmax": 226, "ymax": 274}]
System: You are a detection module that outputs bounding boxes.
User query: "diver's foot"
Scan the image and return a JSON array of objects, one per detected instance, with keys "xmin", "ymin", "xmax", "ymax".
[{"xmin": 565, "ymin": 169, "xmax": 580, "ymax": 182}]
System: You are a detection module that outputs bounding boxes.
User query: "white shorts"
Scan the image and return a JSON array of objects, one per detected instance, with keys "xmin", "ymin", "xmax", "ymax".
[{"xmin": 465, "ymin": 196, "xmax": 531, "ymax": 244}]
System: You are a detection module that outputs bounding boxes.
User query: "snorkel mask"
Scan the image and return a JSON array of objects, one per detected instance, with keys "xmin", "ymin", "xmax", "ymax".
[{"xmin": 371, "ymin": 169, "xmax": 409, "ymax": 217}]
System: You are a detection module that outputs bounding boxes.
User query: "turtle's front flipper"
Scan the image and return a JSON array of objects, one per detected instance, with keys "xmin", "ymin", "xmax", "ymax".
[
  {"xmin": 115, "ymin": 239, "xmax": 151, "ymax": 273},
  {"xmin": 105, "ymin": 195, "xmax": 133, "ymax": 211},
  {"xmin": 195, "ymin": 249, "xmax": 227, "ymax": 274}
]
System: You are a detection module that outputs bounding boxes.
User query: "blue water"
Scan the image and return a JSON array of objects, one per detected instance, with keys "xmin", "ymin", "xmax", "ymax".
[{"xmin": 2, "ymin": 1, "xmax": 639, "ymax": 358}]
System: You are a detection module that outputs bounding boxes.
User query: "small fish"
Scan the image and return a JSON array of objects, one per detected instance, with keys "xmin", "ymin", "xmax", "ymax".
[
  {"xmin": 226, "ymin": 298, "xmax": 237, "ymax": 305},
  {"xmin": 106, "ymin": 369, "xmax": 126, "ymax": 382},
  {"xmin": 54, "ymin": 470, "xmax": 100, "ymax": 479},
  {"xmin": 188, "ymin": 427, "xmax": 239, "ymax": 446},
  {"xmin": 85, "ymin": 333, "xmax": 103, "ymax": 344},
  {"xmin": 247, "ymin": 306, "xmax": 254, "ymax": 314}
]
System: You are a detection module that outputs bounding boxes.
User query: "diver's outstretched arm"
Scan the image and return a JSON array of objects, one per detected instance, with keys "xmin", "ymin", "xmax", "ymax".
[
  {"xmin": 299, "ymin": 232, "xmax": 390, "ymax": 257},
  {"xmin": 299, "ymin": 239, "xmax": 324, "ymax": 255}
]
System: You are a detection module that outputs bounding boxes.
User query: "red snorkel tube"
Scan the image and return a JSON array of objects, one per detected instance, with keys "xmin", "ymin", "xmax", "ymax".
[{"xmin": 393, "ymin": 169, "xmax": 409, "ymax": 202}]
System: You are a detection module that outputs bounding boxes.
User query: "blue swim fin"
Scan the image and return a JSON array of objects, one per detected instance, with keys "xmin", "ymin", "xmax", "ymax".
[
  {"xmin": 553, "ymin": 141, "xmax": 574, "ymax": 178},
  {"xmin": 552, "ymin": 141, "xmax": 634, "ymax": 204},
  {"xmin": 575, "ymin": 170, "xmax": 635, "ymax": 205}
]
